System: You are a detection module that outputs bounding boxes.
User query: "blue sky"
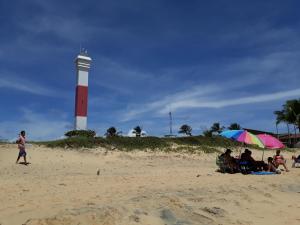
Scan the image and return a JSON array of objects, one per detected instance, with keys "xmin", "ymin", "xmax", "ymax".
[{"xmin": 0, "ymin": 0, "xmax": 300, "ymax": 140}]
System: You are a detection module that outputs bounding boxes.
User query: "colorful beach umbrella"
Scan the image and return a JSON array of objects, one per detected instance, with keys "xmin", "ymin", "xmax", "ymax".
[
  {"xmin": 257, "ymin": 134, "xmax": 285, "ymax": 149},
  {"xmin": 220, "ymin": 130, "xmax": 244, "ymax": 139},
  {"xmin": 220, "ymin": 130, "xmax": 265, "ymax": 148}
]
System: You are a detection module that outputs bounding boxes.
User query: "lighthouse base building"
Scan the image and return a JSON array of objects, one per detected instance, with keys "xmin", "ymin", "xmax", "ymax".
[{"xmin": 74, "ymin": 51, "xmax": 92, "ymax": 130}]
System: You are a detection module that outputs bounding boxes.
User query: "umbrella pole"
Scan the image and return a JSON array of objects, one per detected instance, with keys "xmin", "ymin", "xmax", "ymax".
[
  {"xmin": 239, "ymin": 142, "xmax": 244, "ymax": 158},
  {"xmin": 262, "ymin": 148, "xmax": 265, "ymax": 161}
]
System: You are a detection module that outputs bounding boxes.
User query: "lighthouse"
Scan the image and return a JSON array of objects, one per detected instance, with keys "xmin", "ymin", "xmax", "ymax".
[{"xmin": 74, "ymin": 50, "xmax": 92, "ymax": 130}]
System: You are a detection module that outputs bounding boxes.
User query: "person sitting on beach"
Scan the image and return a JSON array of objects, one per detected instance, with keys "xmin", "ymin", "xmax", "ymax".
[
  {"xmin": 291, "ymin": 155, "xmax": 300, "ymax": 168},
  {"xmin": 273, "ymin": 150, "xmax": 289, "ymax": 172},
  {"xmin": 240, "ymin": 149, "xmax": 266, "ymax": 171},
  {"xmin": 16, "ymin": 130, "xmax": 27, "ymax": 165},
  {"xmin": 219, "ymin": 149, "xmax": 238, "ymax": 173},
  {"xmin": 267, "ymin": 157, "xmax": 277, "ymax": 172}
]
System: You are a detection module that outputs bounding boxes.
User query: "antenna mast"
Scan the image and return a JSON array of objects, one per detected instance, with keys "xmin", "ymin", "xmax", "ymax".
[{"xmin": 169, "ymin": 111, "xmax": 173, "ymax": 135}]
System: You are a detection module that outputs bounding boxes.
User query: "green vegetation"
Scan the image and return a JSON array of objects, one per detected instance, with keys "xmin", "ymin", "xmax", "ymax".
[
  {"xmin": 64, "ymin": 130, "xmax": 96, "ymax": 138},
  {"xmin": 210, "ymin": 122, "xmax": 225, "ymax": 134},
  {"xmin": 38, "ymin": 136, "xmax": 168, "ymax": 150},
  {"xmin": 169, "ymin": 135, "xmax": 240, "ymax": 148},
  {"xmin": 228, "ymin": 123, "xmax": 241, "ymax": 130},
  {"xmin": 274, "ymin": 99, "xmax": 300, "ymax": 147},
  {"xmin": 178, "ymin": 124, "xmax": 192, "ymax": 136},
  {"xmin": 274, "ymin": 99, "xmax": 300, "ymax": 132},
  {"xmin": 105, "ymin": 127, "xmax": 118, "ymax": 137},
  {"xmin": 133, "ymin": 126, "xmax": 142, "ymax": 137},
  {"xmin": 37, "ymin": 135, "xmax": 249, "ymax": 154},
  {"xmin": 37, "ymin": 121, "xmax": 270, "ymax": 153}
]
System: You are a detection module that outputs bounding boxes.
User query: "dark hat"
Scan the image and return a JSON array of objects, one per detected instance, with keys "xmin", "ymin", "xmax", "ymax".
[{"xmin": 225, "ymin": 149, "xmax": 232, "ymax": 154}]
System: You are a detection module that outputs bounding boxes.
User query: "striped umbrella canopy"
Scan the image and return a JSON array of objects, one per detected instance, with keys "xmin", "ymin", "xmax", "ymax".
[
  {"xmin": 257, "ymin": 134, "xmax": 285, "ymax": 149},
  {"xmin": 220, "ymin": 130, "xmax": 264, "ymax": 148}
]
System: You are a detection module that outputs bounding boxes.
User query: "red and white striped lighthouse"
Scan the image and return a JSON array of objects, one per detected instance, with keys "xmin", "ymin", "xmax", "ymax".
[{"xmin": 74, "ymin": 50, "xmax": 92, "ymax": 130}]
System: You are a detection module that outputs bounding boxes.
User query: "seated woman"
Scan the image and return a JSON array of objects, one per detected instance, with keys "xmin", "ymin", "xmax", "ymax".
[
  {"xmin": 240, "ymin": 149, "xmax": 267, "ymax": 172},
  {"xmin": 292, "ymin": 155, "xmax": 300, "ymax": 168},
  {"xmin": 267, "ymin": 157, "xmax": 277, "ymax": 172},
  {"xmin": 217, "ymin": 149, "xmax": 238, "ymax": 173},
  {"xmin": 273, "ymin": 150, "xmax": 289, "ymax": 172}
]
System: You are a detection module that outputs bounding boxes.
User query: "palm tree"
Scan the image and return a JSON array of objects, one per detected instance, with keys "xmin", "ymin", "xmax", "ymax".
[
  {"xmin": 284, "ymin": 99, "xmax": 300, "ymax": 132},
  {"xmin": 275, "ymin": 99, "xmax": 300, "ymax": 146},
  {"xmin": 274, "ymin": 110, "xmax": 291, "ymax": 146},
  {"xmin": 210, "ymin": 122, "xmax": 224, "ymax": 134},
  {"xmin": 284, "ymin": 100, "xmax": 300, "ymax": 145},
  {"xmin": 178, "ymin": 124, "xmax": 192, "ymax": 136},
  {"xmin": 228, "ymin": 123, "xmax": 241, "ymax": 130},
  {"xmin": 106, "ymin": 127, "xmax": 117, "ymax": 137},
  {"xmin": 133, "ymin": 126, "xmax": 142, "ymax": 137}
]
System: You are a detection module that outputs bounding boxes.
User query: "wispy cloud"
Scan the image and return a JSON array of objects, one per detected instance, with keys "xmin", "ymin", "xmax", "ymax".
[
  {"xmin": 119, "ymin": 44, "xmax": 300, "ymax": 122},
  {"xmin": 160, "ymin": 88, "xmax": 300, "ymax": 113},
  {"xmin": 0, "ymin": 74, "xmax": 66, "ymax": 97},
  {"xmin": 0, "ymin": 108, "xmax": 71, "ymax": 140},
  {"xmin": 122, "ymin": 85, "xmax": 300, "ymax": 122},
  {"xmin": 93, "ymin": 57, "xmax": 153, "ymax": 95},
  {"xmin": 20, "ymin": 15, "xmax": 96, "ymax": 43}
]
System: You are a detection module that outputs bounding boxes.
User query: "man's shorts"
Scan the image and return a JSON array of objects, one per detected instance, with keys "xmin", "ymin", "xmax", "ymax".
[{"xmin": 18, "ymin": 149, "xmax": 26, "ymax": 157}]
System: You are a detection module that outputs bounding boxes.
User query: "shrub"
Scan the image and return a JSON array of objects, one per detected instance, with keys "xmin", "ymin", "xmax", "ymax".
[
  {"xmin": 99, "ymin": 136, "xmax": 169, "ymax": 150},
  {"xmin": 64, "ymin": 130, "xmax": 96, "ymax": 138},
  {"xmin": 133, "ymin": 126, "xmax": 142, "ymax": 137},
  {"xmin": 37, "ymin": 134, "xmax": 261, "ymax": 152},
  {"xmin": 106, "ymin": 127, "xmax": 117, "ymax": 137},
  {"xmin": 203, "ymin": 130, "xmax": 213, "ymax": 137},
  {"xmin": 178, "ymin": 124, "xmax": 192, "ymax": 136}
]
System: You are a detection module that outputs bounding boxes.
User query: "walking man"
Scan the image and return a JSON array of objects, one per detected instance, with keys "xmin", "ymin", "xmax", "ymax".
[{"xmin": 16, "ymin": 130, "xmax": 27, "ymax": 164}]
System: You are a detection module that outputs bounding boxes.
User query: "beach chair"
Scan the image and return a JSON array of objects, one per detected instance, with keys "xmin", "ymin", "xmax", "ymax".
[{"xmin": 216, "ymin": 155, "xmax": 228, "ymax": 173}]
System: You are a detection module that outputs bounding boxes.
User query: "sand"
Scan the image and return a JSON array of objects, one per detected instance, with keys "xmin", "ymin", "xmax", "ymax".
[{"xmin": 1, "ymin": 143, "xmax": 300, "ymax": 225}]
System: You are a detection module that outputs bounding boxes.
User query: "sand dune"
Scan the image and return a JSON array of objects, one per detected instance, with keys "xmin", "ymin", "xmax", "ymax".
[{"xmin": 1, "ymin": 144, "xmax": 300, "ymax": 225}]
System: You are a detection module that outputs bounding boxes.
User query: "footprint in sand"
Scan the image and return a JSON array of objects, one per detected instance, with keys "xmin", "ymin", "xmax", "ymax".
[
  {"xmin": 202, "ymin": 207, "xmax": 226, "ymax": 218},
  {"xmin": 160, "ymin": 209, "xmax": 190, "ymax": 225}
]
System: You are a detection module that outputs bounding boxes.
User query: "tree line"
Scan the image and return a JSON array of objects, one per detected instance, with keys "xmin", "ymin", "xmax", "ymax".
[
  {"xmin": 104, "ymin": 122, "xmax": 241, "ymax": 137},
  {"xmin": 65, "ymin": 99, "xmax": 299, "ymax": 142},
  {"xmin": 274, "ymin": 99, "xmax": 300, "ymax": 145}
]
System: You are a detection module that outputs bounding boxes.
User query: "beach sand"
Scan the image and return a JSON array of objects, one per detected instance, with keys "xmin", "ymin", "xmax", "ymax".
[{"xmin": 1, "ymin": 143, "xmax": 300, "ymax": 225}]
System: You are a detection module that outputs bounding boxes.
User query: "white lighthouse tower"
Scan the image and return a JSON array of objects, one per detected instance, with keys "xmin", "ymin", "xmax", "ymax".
[{"xmin": 74, "ymin": 50, "xmax": 92, "ymax": 130}]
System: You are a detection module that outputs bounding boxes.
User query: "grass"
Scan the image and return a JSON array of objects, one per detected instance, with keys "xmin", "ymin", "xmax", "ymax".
[
  {"xmin": 102, "ymin": 136, "xmax": 170, "ymax": 151},
  {"xmin": 36, "ymin": 135, "xmax": 252, "ymax": 154},
  {"xmin": 38, "ymin": 136, "xmax": 105, "ymax": 149},
  {"xmin": 38, "ymin": 136, "xmax": 169, "ymax": 150},
  {"xmin": 166, "ymin": 135, "xmax": 242, "ymax": 148}
]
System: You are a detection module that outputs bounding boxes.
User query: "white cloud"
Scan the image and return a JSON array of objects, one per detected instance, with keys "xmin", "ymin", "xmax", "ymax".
[
  {"xmin": 119, "ymin": 46, "xmax": 300, "ymax": 122},
  {"xmin": 0, "ymin": 78, "xmax": 51, "ymax": 96},
  {"xmin": 120, "ymin": 84, "xmax": 220, "ymax": 121},
  {"xmin": 161, "ymin": 88, "xmax": 300, "ymax": 113},
  {"xmin": 21, "ymin": 15, "xmax": 96, "ymax": 42},
  {"xmin": 0, "ymin": 74, "xmax": 68, "ymax": 97},
  {"xmin": 121, "ymin": 85, "xmax": 300, "ymax": 122},
  {"xmin": 0, "ymin": 108, "xmax": 71, "ymax": 141}
]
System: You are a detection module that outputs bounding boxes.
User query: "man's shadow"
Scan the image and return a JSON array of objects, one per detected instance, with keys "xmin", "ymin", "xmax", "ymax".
[{"xmin": 18, "ymin": 162, "xmax": 31, "ymax": 166}]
